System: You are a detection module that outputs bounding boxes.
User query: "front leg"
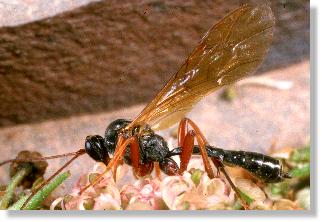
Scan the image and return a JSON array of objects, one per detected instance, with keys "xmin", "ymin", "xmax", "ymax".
[
  {"xmin": 134, "ymin": 162, "xmax": 154, "ymax": 178},
  {"xmin": 124, "ymin": 136, "xmax": 154, "ymax": 178},
  {"xmin": 154, "ymin": 162, "xmax": 161, "ymax": 179},
  {"xmin": 79, "ymin": 135, "xmax": 138, "ymax": 194}
]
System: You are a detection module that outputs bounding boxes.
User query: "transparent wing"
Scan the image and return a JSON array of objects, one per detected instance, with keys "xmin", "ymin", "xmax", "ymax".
[{"xmin": 129, "ymin": 3, "xmax": 275, "ymax": 131}]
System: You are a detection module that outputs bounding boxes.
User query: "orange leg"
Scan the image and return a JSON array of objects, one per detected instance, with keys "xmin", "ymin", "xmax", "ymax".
[
  {"xmin": 134, "ymin": 162, "xmax": 154, "ymax": 178},
  {"xmin": 79, "ymin": 135, "xmax": 137, "ymax": 194},
  {"xmin": 154, "ymin": 162, "xmax": 161, "ymax": 179},
  {"xmin": 211, "ymin": 157, "xmax": 249, "ymax": 210},
  {"xmin": 211, "ymin": 157, "xmax": 222, "ymax": 177},
  {"xmin": 178, "ymin": 130, "xmax": 195, "ymax": 175},
  {"xmin": 178, "ymin": 117, "xmax": 188, "ymax": 147},
  {"xmin": 129, "ymin": 136, "xmax": 140, "ymax": 174},
  {"xmin": 178, "ymin": 118, "xmax": 249, "ymax": 209},
  {"xmin": 177, "ymin": 118, "xmax": 214, "ymax": 178},
  {"xmin": 112, "ymin": 159, "xmax": 124, "ymax": 182},
  {"xmin": 126, "ymin": 136, "xmax": 154, "ymax": 178}
]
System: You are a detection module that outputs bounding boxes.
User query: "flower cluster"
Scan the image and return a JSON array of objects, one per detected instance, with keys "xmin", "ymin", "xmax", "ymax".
[{"xmin": 51, "ymin": 157, "xmax": 303, "ymax": 210}]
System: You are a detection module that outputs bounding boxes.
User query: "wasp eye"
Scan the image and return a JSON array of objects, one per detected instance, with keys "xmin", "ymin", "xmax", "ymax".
[{"xmin": 85, "ymin": 140, "xmax": 92, "ymax": 150}]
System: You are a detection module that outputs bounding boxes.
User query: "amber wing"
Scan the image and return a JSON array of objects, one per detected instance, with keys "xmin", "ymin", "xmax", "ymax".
[{"xmin": 129, "ymin": 3, "xmax": 275, "ymax": 131}]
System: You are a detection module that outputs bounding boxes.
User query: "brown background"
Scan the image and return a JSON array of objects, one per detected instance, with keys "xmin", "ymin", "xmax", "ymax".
[
  {"xmin": 0, "ymin": 0, "xmax": 309, "ymax": 127},
  {"xmin": 0, "ymin": 0, "xmax": 310, "ymax": 190}
]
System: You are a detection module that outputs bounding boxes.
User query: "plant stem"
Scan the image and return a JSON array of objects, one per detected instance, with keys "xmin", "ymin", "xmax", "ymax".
[
  {"xmin": 0, "ymin": 165, "xmax": 32, "ymax": 209},
  {"xmin": 8, "ymin": 171, "xmax": 71, "ymax": 210}
]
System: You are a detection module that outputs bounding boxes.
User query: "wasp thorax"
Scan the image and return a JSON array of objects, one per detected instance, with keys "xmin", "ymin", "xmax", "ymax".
[{"xmin": 104, "ymin": 119, "xmax": 131, "ymax": 154}]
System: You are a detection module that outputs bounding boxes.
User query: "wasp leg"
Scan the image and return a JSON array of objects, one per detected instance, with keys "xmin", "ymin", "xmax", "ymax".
[
  {"xmin": 178, "ymin": 130, "xmax": 195, "ymax": 175},
  {"xmin": 211, "ymin": 157, "xmax": 222, "ymax": 177},
  {"xmin": 112, "ymin": 159, "xmax": 124, "ymax": 182},
  {"xmin": 178, "ymin": 115, "xmax": 188, "ymax": 147},
  {"xmin": 135, "ymin": 162, "xmax": 154, "ymax": 178},
  {"xmin": 154, "ymin": 162, "xmax": 161, "ymax": 179},
  {"xmin": 178, "ymin": 118, "xmax": 214, "ymax": 178},
  {"xmin": 125, "ymin": 136, "xmax": 154, "ymax": 178},
  {"xmin": 79, "ymin": 135, "xmax": 136, "ymax": 194},
  {"xmin": 128, "ymin": 136, "xmax": 140, "ymax": 178},
  {"xmin": 21, "ymin": 149, "xmax": 86, "ymax": 209},
  {"xmin": 210, "ymin": 157, "xmax": 249, "ymax": 210}
]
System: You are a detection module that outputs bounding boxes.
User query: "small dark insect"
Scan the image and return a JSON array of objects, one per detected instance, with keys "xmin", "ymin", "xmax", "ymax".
[{"xmin": 0, "ymin": 3, "xmax": 290, "ymax": 210}]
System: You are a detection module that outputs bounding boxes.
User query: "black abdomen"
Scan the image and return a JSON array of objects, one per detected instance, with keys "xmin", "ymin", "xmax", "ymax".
[
  {"xmin": 205, "ymin": 146, "xmax": 289, "ymax": 183},
  {"xmin": 221, "ymin": 150, "xmax": 284, "ymax": 183}
]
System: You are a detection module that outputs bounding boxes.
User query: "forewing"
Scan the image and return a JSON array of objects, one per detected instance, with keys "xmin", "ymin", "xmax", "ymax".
[{"xmin": 131, "ymin": 3, "xmax": 275, "ymax": 131}]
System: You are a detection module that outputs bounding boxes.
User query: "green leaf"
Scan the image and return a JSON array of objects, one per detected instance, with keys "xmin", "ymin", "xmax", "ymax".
[
  {"xmin": 232, "ymin": 202, "xmax": 243, "ymax": 210},
  {"xmin": 9, "ymin": 171, "xmax": 70, "ymax": 210},
  {"xmin": 237, "ymin": 189, "xmax": 254, "ymax": 205},
  {"xmin": 290, "ymin": 146, "xmax": 310, "ymax": 163},
  {"xmin": 0, "ymin": 166, "xmax": 32, "ymax": 209},
  {"xmin": 8, "ymin": 195, "xmax": 30, "ymax": 210},
  {"xmin": 190, "ymin": 169, "xmax": 203, "ymax": 186},
  {"xmin": 270, "ymin": 182, "xmax": 289, "ymax": 196},
  {"xmin": 289, "ymin": 163, "xmax": 310, "ymax": 179}
]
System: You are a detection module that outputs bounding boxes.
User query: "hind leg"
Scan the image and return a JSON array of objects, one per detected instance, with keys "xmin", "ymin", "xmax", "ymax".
[
  {"xmin": 177, "ymin": 118, "xmax": 214, "ymax": 178},
  {"xmin": 178, "ymin": 118, "xmax": 249, "ymax": 209}
]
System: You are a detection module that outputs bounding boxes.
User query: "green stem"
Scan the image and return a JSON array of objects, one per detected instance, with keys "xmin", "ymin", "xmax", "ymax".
[
  {"xmin": 8, "ymin": 171, "xmax": 71, "ymax": 210},
  {"xmin": 0, "ymin": 166, "xmax": 32, "ymax": 209},
  {"xmin": 7, "ymin": 195, "xmax": 30, "ymax": 210}
]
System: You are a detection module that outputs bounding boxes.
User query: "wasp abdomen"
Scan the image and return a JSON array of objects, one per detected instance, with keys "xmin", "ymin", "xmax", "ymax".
[{"xmin": 207, "ymin": 147, "xmax": 289, "ymax": 183}]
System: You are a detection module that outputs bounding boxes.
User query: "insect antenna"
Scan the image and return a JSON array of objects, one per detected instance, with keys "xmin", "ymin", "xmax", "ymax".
[
  {"xmin": 0, "ymin": 150, "xmax": 85, "ymax": 167},
  {"xmin": 0, "ymin": 149, "xmax": 86, "ymax": 209},
  {"xmin": 19, "ymin": 149, "xmax": 86, "ymax": 209}
]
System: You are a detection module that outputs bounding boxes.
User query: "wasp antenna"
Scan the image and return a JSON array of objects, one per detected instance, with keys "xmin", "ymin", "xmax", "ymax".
[
  {"xmin": 0, "ymin": 149, "xmax": 86, "ymax": 167},
  {"xmin": 20, "ymin": 149, "xmax": 86, "ymax": 209},
  {"xmin": 282, "ymin": 171, "xmax": 292, "ymax": 179}
]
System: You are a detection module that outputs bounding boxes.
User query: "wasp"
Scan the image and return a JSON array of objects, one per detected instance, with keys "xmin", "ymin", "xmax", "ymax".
[{"xmin": 0, "ymin": 3, "xmax": 291, "ymax": 209}]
